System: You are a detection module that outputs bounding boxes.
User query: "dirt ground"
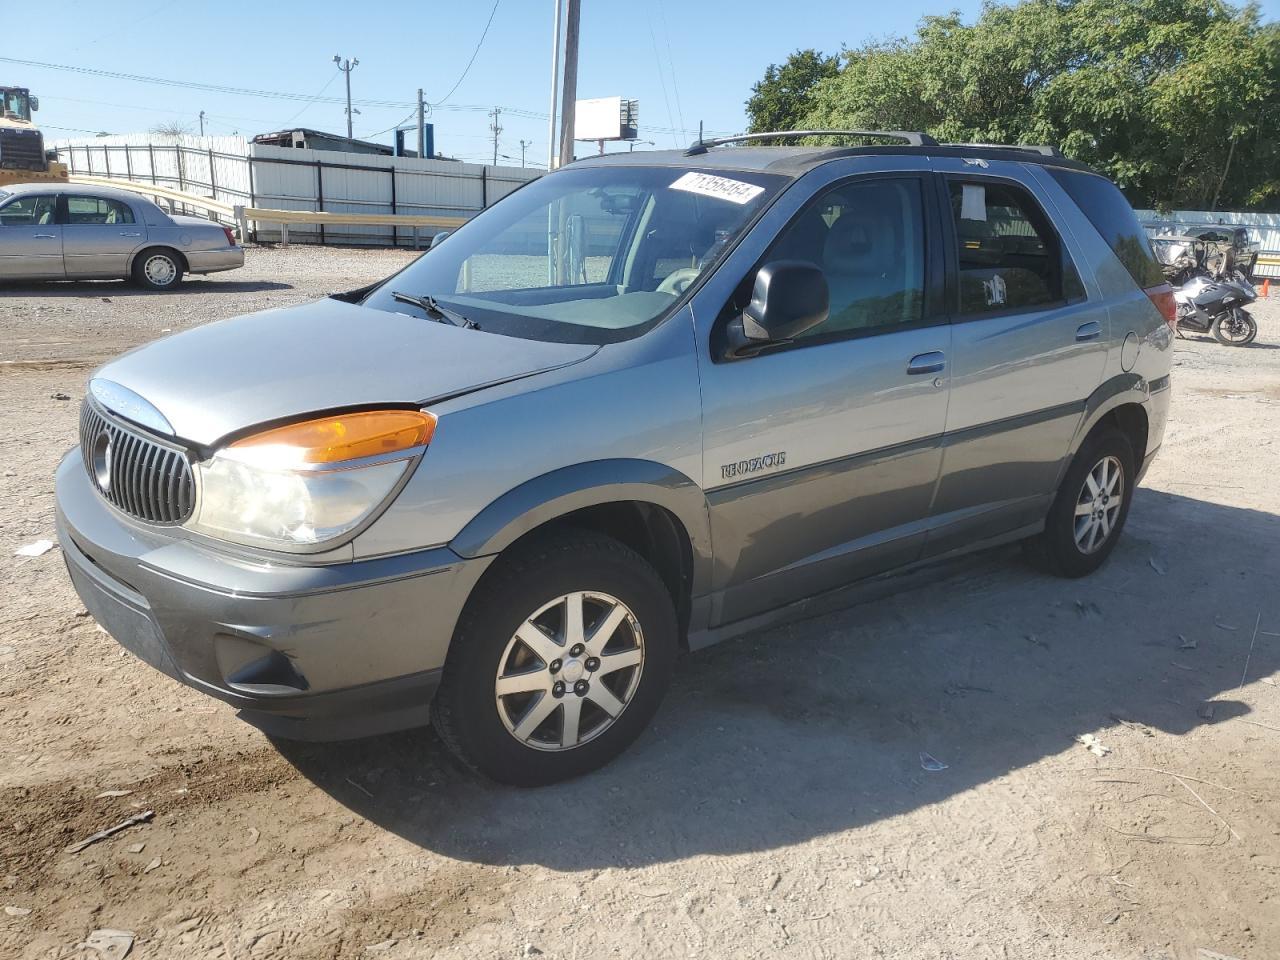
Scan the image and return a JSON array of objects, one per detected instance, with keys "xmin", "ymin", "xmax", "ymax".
[{"xmin": 2, "ymin": 248, "xmax": 1279, "ymax": 960}]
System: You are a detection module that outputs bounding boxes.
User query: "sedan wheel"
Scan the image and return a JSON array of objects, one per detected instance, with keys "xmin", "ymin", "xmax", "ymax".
[{"xmin": 132, "ymin": 250, "xmax": 184, "ymax": 290}]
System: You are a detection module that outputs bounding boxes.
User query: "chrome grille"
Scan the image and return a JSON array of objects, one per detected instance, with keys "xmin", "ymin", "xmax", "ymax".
[{"xmin": 79, "ymin": 401, "xmax": 195, "ymax": 525}]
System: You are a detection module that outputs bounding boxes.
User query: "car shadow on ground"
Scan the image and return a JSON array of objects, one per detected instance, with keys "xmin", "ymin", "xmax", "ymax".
[
  {"xmin": 275, "ymin": 488, "xmax": 1278, "ymax": 870},
  {"xmin": 0, "ymin": 279, "xmax": 294, "ymax": 296}
]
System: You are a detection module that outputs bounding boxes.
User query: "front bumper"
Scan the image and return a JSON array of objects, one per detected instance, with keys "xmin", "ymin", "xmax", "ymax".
[
  {"xmin": 185, "ymin": 246, "xmax": 245, "ymax": 275},
  {"xmin": 55, "ymin": 449, "xmax": 491, "ymax": 740}
]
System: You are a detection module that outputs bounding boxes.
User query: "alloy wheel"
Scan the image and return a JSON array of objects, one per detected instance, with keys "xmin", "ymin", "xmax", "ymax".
[
  {"xmin": 494, "ymin": 591, "xmax": 645, "ymax": 751},
  {"xmin": 1073, "ymin": 455, "xmax": 1124, "ymax": 555}
]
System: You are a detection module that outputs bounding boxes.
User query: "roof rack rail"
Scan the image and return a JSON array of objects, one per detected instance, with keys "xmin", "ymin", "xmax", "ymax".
[
  {"xmin": 945, "ymin": 142, "xmax": 1062, "ymax": 157},
  {"xmin": 684, "ymin": 129, "xmax": 938, "ymax": 156}
]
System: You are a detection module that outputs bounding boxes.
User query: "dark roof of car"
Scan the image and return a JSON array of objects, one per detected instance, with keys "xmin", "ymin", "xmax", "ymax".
[{"xmin": 575, "ymin": 143, "xmax": 1099, "ymax": 177}]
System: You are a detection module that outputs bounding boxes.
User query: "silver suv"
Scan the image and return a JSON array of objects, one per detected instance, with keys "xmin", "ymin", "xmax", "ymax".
[{"xmin": 56, "ymin": 133, "xmax": 1174, "ymax": 785}]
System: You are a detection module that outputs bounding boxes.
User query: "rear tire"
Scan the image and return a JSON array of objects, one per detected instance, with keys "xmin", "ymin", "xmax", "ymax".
[
  {"xmin": 132, "ymin": 249, "xmax": 184, "ymax": 290},
  {"xmin": 1024, "ymin": 426, "xmax": 1136, "ymax": 578},
  {"xmin": 1211, "ymin": 309, "xmax": 1257, "ymax": 345},
  {"xmin": 431, "ymin": 529, "xmax": 677, "ymax": 786}
]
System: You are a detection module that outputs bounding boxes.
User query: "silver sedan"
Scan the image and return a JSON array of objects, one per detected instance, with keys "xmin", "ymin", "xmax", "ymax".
[{"xmin": 0, "ymin": 182, "xmax": 244, "ymax": 289}]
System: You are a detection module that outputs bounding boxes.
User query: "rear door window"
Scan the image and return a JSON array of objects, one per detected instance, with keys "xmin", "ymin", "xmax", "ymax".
[
  {"xmin": 947, "ymin": 180, "xmax": 1069, "ymax": 315},
  {"xmin": 1046, "ymin": 168, "xmax": 1165, "ymax": 289},
  {"xmin": 66, "ymin": 196, "xmax": 135, "ymax": 225}
]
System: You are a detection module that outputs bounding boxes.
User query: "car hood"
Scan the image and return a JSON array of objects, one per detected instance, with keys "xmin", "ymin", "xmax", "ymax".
[{"xmin": 92, "ymin": 298, "xmax": 598, "ymax": 445}]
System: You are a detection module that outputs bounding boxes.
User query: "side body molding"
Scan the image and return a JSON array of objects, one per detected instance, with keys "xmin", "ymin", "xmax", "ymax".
[{"xmin": 449, "ymin": 458, "xmax": 714, "ymax": 597}]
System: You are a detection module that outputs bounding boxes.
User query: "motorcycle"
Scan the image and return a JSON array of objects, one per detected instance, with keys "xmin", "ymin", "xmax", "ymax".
[{"xmin": 1152, "ymin": 235, "xmax": 1259, "ymax": 346}]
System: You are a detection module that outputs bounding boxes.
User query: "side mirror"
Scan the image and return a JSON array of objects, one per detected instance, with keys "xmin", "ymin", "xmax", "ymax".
[
  {"xmin": 724, "ymin": 261, "xmax": 828, "ymax": 359},
  {"xmin": 429, "ymin": 230, "xmax": 450, "ymax": 249},
  {"xmin": 30, "ymin": 97, "xmax": 39, "ymax": 112}
]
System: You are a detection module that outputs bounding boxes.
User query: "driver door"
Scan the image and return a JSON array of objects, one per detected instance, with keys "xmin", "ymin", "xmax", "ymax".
[
  {"xmin": 0, "ymin": 192, "xmax": 63, "ymax": 279},
  {"xmin": 691, "ymin": 160, "xmax": 951, "ymax": 626}
]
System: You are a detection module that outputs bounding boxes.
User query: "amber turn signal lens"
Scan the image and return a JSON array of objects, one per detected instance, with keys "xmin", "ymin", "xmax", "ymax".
[{"xmin": 227, "ymin": 410, "xmax": 436, "ymax": 467}]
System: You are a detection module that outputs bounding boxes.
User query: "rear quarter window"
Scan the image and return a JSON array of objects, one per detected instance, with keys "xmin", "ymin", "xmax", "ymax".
[{"xmin": 1048, "ymin": 169, "xmax": 1165, "ymax": 289}]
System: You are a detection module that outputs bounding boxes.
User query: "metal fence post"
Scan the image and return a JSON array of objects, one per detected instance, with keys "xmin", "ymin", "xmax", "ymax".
[
  {"xmin": 389, "ymin": 167, "xmax": 398, "ymax": 248},
  {"xmin": 208, "ymin": 147, "xmax": 218, "ymax": 209},
  {"xmin": 247, "ymin": 155, "xmax": 258, "ymax": 244},
  {"xmin": 315, "ymin": 160, "xmax": 325, "ymax": 245},
  {"xmin": 148, "ymin": 144, "xmax": 157, "ymax": 185}
]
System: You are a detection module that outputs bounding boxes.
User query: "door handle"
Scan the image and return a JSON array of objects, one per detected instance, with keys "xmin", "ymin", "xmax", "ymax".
[
  {"xmin": 1075, "ymin": 321, "xmax": 1102, "ymax": 342},
  {"xmin": 32, "ymin": 233, "xmax": 57, "ymax": 239},
  {"xmin": 907, "ymin": 351, "xmax": 946, "ymax": 375},
  {"xmin": 119, "ymin": 231, "xmax": 142, "ymax": 237}
]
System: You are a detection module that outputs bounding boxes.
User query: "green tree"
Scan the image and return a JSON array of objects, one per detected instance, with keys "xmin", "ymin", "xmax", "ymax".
[
  {"xmin": 745, "ymin": 49, "xmax": 840, "ymax": 137},
  {"xmin": 761, "ymin": 0, "xmax": 1280, "ymax": 210}
]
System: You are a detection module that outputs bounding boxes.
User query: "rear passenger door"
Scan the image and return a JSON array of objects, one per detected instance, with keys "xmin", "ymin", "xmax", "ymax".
[
  {"xmin": 61, "ymin": 195, "xmax": 144, "ymax": 278},
  {"xmin": 924, "ymin": 159, "xmax": 1107, "ymax": 557}
]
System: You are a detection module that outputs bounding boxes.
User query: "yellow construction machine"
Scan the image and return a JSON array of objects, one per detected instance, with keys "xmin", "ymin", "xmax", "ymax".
[{"xmin": 0, "ymin": 86, "xmax": 69, "ymax": 188}]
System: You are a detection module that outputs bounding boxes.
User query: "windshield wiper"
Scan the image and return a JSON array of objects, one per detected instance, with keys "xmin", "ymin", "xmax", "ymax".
[{"xmin": 391, "ymin": 291, "xmax": 478, "ymax": 329}]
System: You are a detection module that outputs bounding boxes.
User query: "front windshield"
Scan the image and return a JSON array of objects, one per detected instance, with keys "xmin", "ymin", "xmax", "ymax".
[
  {"xmin": 363, "ymin": 165, "xmax": 787, "ymax": 343},
  {"xmin": 1, "ymin": 90, "xmax": 31, "ymax": 121}
]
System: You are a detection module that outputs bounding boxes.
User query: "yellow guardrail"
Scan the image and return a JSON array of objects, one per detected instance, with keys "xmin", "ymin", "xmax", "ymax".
[
  {"xmin": 68, "ymin": 175, "xmax": 465, "ymax": 247},
  {"xmin": 69, "ymin": 175, "xmax": 235, "ymax": 217}
]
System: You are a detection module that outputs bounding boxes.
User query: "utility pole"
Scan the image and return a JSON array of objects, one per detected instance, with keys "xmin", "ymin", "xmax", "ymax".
[
  {"xmin": 333, "ymin": 55, "xmax": 359, "ymax": 139},
  {"xmin": 198, "ymin": 110, "xmax": 206, "ymax": 137},
  {"xmin": 519, "ymin": 139, "xmax": 531, "ymax": 167},
  {"xmin": 489, "ymin": 107, "xmax": 503, "ymax": 166},
  {"xmin": 416, "ymin": 88, "xmax": 426, "ymax": 158},
  {"xmin": 557, "ymin": 0, "xmax": 580, "ymax": 168},
  {"xmin": 547, "ymin": 0, "xmax": 563, "ymax": 169}
]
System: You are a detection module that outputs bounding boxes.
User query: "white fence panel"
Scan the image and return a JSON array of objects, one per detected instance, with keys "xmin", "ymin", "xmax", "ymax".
[{"xmin": 51, "ymin": 135, "xmax": 542, "ymax": 246}]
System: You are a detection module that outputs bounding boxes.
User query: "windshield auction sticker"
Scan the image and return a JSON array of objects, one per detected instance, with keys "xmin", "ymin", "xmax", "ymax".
[{"xmin": 670, "ymin": 171, "xmax": 766, "ymax": 205}]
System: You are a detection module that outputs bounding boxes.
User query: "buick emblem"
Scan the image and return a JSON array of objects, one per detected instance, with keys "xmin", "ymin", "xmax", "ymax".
[{"xmin": 91, "ymin": 429, "xmax": 113, "ymax": 493}]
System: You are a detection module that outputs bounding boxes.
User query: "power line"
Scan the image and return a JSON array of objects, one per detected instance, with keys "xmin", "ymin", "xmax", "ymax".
[
  {"xmin": 278, "ymin": 71, "xmax": 341, "ymax": 128},
  {"xmin": 434, "ymin": 0, "xmax": 502, "ymax": 106},
  {"xmin": 645, "ymin": 8, "xmax": 679, "ymax": 148},
  {"xmin": 656, "ymin": 0, "xmax": 687, "ymax": 147}
]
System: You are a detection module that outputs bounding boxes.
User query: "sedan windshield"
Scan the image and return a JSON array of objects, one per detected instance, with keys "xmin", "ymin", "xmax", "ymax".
[{"xmin": 362, "ymin": 165, "xmax": 787, "ymax": 343}]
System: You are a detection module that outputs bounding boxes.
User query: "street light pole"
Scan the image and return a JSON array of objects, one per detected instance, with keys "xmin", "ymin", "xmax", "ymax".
[{"xmin": 333, "ymin": 55, "xmax": 359, "ymax": 140}]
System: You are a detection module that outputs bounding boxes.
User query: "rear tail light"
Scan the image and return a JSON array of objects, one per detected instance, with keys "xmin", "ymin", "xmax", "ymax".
[
  {"xmin": 222, "ymin": 226, "xmax": 236, "ymax": 247},
  {"xmin": 1145, "ymin": 283, "xmax": 1176, "ymax": 330}
]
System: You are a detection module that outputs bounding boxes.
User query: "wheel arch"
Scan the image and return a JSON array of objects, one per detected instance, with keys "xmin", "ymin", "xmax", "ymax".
[
  {"xmin": 1070, "ymin": 374, "xmax": 1151, "ymax": 464},
  {"xmin": 128, "ymin": 244, "xmax": 189, "ymax": 276},
  {"xmin": 450, "ymin": 460, "xmax": 712, "ymax": 640}
]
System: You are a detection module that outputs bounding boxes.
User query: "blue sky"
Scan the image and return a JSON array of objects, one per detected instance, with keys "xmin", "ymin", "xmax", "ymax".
[{"xmin": 9, "ymin": 0, "xmax": 1280, "ymax": 167}]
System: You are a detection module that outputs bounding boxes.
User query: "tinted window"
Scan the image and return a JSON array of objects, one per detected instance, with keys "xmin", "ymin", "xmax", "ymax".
[
  {"xmin": 949, "ymin": 180, "xmax": 1063, "ymax": 314},
  {"xmin": 66, "ymin": 196, "xmax": 135, "ymax": 225},
  {"xmin": 0, "ymin": 193, "xmax": 57, "ymax": 227},
  {"xmin": 1047, "ymin": 168, "xmax": 1165, "ymax": 289},
  {"xmin": 763, "ymin": 178, "xmax": 926, "ymax": 338}
]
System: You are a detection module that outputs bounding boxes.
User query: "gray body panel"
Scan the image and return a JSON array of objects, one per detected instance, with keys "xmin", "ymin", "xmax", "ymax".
[
  {"xmin": 0, "ymin": 182, "xmax": 242, "ymax": 281},
  {"xmin": 52, "ymin": 145, "xmax": 1173, "ymax": 738},
  {"xmin": 93, "ymin": 298, "xmax": 599, "ymax": 445}
]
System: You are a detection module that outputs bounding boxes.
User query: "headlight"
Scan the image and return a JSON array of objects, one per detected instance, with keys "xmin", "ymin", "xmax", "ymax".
[{"xmin": 187, "ymin": 410, "xmax": 436, "ymax": 550}]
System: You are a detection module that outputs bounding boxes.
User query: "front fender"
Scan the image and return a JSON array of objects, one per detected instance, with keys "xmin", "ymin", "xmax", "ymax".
[{"xmin": 449, "ymin": 458, "xmax": 713, "ymax": 596}]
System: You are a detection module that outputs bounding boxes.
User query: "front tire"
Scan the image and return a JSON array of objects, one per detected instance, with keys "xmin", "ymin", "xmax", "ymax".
[
  {"xmin": 1212, "ymin": 309, "xmax": 1257, "ymax": 345},
  {"xmin": 132, "ymin": 249, "xmax": 184, "ymax": 290},
  {"xmin": 1025, "ymin": 426, "xmax": 1136, "ymax": 578},
  {"xmin": 431, "ymin": 530, "xmax": 677, "ymax": 786}
]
